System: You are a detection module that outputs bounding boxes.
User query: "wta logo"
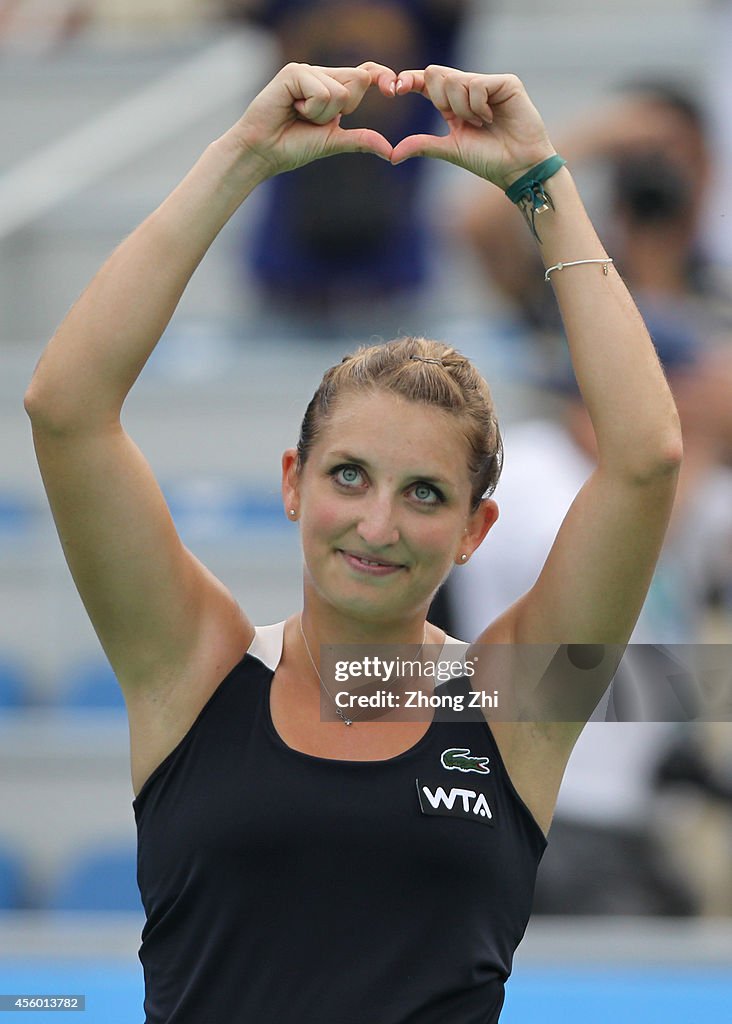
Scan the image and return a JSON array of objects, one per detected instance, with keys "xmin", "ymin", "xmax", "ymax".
[
  {"xmin": 416, "ymin": 780, "xmax": 494, "ymax": 825},
  {"xmin": 440, "ymin": 747, "xmax": 490, "ymax": 774}
]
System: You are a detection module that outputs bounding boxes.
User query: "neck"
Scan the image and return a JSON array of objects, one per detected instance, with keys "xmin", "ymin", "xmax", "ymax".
[
  {"xmin": 299, "ymin": 580, "xmax": 430, "ymax": 648},
  {"xmin": 296, "ymin": 610, "xmax": 430, "ymax": 726}
]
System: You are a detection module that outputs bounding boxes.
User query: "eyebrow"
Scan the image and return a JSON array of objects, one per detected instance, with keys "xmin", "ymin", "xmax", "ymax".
[{"xmin": 328, "ymin": 451, "xmax": 453, "ymax": 490}]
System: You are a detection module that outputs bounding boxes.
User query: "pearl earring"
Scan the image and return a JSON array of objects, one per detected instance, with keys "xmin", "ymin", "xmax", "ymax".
[
  {"xmin": 459, "ymin": 554, "xmax": 468, "ymax": 563},
  {"xmin": 289, "ymin": 509, "xmax": 297, "ymax": 519}
]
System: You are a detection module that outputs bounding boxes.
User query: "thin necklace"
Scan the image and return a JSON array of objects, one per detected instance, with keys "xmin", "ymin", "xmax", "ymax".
[{"xmin": 298, "ymin": 615, "xmax": 428, "ymax": 726}]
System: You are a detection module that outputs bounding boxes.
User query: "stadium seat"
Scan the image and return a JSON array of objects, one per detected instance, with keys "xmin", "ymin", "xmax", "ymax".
[
  {"xmin": 0, "ymin": 491, "xmax": 34, "ymax": 541},
  {"xmin": 49, "ymin": 844, "xmax": 142, "ymax": 912},
  {"xmin": 0, "ymin": 656, "xmax": 30, "ymax": 708},
  {"xmin": 57, "ymin": 657, "xmax": 125, "ymax": 710},
  {"xmin": 0, "ymin": 846, "xmax": 28, "ymax": 910},
  {"xmin": 162, "ymin": 478, "xmax": 286, "ymax": 542}
]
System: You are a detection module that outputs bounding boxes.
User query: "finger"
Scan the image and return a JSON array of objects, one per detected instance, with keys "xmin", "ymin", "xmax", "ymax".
[
  {"xmin": 468, "ymin": 79, "xmax": 494, "ymax": 125},
  {"xmin": 396, "ymin": 64, "xmax": 453, "ymax": 96},
  {"xmin": 464, "ymin": 72, "xmax": 525, "ymax": 110},
  {"xmin": 326, "ymin": 127, "xmax": 393, "ymax": 161},
  {"xmin": 396, "ymin": 66, "xmax": 454, "ymax": 120},
  {"xmin": 394, "ymin": 69, "xmax": 425, "ymax": 95},
  {"xmin": 444, "ymin": 77, "xmax": 483, "ymax": 128},
  {"xmin": 291, "ymin": 65, "xmax": 351, "ymax": 125},
  {"xmin": 421, "ymin": 66, "xmax": 453, "ymax": 119},
  {"xmin": 297, "ymin": 64, "xmax": 397, "ymax": 120},
  {"xmin": 400, "ymin": 68, "xmax": 524, "ymax": 112},
  {"xmin": 312, "ymin": 65, "xmax": 376, "ymax": 116},
  {"xmin": 357, "ymin": 60, "xmax": 399, "ymax": 97},
  {"xmin": 390, "ymin": 132, "xmax": 454, "ymax": 165}
]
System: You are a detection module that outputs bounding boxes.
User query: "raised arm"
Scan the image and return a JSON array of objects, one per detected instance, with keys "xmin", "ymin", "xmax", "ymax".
[
  {"xmin": 23, "ymin": 62, "xmax": 397, "ymax": 697},
  {"xmin": 391, "ymin": 68, "xmax": 682, "ymax": 648},
  {"xmin": 391, "ymin": 68, "xmax": 683, "ymax": 831}
]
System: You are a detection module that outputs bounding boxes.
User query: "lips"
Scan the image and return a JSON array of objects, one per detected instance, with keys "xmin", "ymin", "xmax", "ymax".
[{"xmin": 339, "ymin": 549, "xmax": 406, "ymax": 575}]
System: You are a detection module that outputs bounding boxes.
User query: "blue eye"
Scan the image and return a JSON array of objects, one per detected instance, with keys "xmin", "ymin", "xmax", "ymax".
[
  {"xmin": 412, "ymin": 482, "xmax": 440, "ymax": 505},
  {"xmin": 333, "ymin": 465, "xmax": 364, "ymax": 487}
]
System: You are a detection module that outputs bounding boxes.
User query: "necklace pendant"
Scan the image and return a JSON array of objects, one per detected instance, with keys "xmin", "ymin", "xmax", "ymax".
[{"xmin": 344, "ymin": 718, "xmax": 353, "ymax": 726}]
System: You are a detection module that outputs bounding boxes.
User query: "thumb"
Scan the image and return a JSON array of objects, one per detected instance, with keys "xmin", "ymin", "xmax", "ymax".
[
  {"xmin": 326, "ymin": 126, "xmax": 393, "ymax": 161},
  {"xmin": 391, "ymin": 133, "xmax": 453, "ymax": 165}
]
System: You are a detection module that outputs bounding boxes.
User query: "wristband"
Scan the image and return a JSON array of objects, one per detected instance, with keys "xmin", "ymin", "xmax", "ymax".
[{"xmin": 504, "ymin": 154, "xmax": 567, "ymax": 240}]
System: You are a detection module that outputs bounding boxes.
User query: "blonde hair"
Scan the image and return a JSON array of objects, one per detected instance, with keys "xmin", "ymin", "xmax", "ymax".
[{"xmin": 297, "ymin": 337, "xmax": 503, "ymax": 508}]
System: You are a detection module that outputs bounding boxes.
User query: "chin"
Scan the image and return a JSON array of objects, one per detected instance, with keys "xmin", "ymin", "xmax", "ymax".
[
  {"xmin": 326, "ymin": 584, "xmax": 404, "ymax": 623},
  {"xmin": 317, "ymin": 573, "xmax": 433, "ymax": 627},
  {"xmin": 304, "ymin": 548, "xmax": 445, "ymax": 622}
]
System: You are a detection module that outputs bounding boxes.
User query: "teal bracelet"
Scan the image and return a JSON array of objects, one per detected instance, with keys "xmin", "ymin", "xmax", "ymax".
[{"xmin": 504, "ymin": 154, "xmax": 567, "ymax": 240}]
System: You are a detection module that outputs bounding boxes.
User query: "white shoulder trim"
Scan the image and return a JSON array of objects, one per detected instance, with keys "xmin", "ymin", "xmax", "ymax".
[
  {"xmin": 247, "ymin": 621, "xmax": 285, "ymax": 672},
  {"xmin": 438, "ymin": 631, "xmax": 469, "ymax": 675},
  {"xmin": 247, "ymin": 623, "xmax": 464, "ymax": 674}
]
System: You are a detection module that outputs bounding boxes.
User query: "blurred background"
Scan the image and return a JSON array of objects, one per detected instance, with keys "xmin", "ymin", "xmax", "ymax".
[{"xmin": 1, "ymin": 0, "xmax": 732, "ymax": 1021}]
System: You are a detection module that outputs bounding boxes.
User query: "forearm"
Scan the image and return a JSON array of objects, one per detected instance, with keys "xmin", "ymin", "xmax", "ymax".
[
  {"xmin": 25, "ymin": 131, "xmax": 267, "ymax": 430},
  {"xmin": 459, "ymin": 119, "xmax": 604, "ymax": 294},
  {"xmin": 534, "ymin": 167, "xmax": 682, "ymax": 477}
]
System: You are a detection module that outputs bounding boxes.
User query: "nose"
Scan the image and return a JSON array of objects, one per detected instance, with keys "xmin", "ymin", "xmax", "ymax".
[{"xmin": 356, "ymin": 493, "xmax": 400, "ymax": 549}]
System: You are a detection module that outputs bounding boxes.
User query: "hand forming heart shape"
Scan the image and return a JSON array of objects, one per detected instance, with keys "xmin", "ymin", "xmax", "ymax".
[{"xmin": 235, "ymin": 62, "xmax": 557, "ymax": 191}]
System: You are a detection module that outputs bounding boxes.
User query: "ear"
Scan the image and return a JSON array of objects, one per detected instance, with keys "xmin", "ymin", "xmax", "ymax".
[
  {"xmin": 281, "ymin": 448, "xmax": 301, "ymax": 521},
  {"xmin": 457, "ymin": 498, "xmax": 499, "ymax": 564}
]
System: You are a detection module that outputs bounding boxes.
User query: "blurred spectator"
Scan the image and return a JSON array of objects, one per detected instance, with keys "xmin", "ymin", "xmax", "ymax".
[
  {"xmin": 457, "ymin": 81, "xmax": 732, "ymax": 353},
  {"xmin": 703, "ymin": 0, "xmax": 732, "ymax": 274},
  {"xmin": 445, "ymin": 321, "xmax": 732, "ymax": 915},
  {"xmin": 91, "ymin": 0, "xmax": 214, "ymax": 29},
  {"xmin": 450, "ymin": 321, "xmax": 732, "ymax": 645},
  {"xmin": 434, "ymin": 89, "xmax": 732, "ymax": 913},
  {"xmin": 0, "ymin": 0, "xmax": 214, "ymax": 52},
  {"xmin": 224, "ymin": 0, "xmax": 473, "ymax": 334},
  {"xmin": 654, "ymin": 723, "xmax": 732, "ymax": 915},
  {"xmin": 656, "ymin": 729, "xmax": 732, "ymax": 805},
  {"xmin": 0, "ymin": 0, "xmax": 91, "ymax": 52}
]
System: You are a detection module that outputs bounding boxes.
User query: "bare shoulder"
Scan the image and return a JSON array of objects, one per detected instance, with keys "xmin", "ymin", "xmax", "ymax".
[{"xmin": 125, "ymin": 569, "xmax": 255, "ymax": 799}]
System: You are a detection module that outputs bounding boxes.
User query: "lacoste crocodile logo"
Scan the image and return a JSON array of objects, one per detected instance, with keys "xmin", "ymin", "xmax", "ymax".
[{"xmin": 440, "ymin": 747, "xmax": 490, "ymax": 774}]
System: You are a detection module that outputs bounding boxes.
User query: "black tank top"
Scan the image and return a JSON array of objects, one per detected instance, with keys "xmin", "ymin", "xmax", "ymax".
[{"xmin": 133, "ymin": 624, "xmax": 546, "ymax": 1024}]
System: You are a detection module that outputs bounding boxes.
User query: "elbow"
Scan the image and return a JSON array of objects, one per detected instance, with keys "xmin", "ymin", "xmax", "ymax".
[
  {"xmin": 655, "ymin": 409, "xmax": 684, "ymax": 473},
  {"xmin": 24, "ymin": 387, "xmax": 121, "ymax": 436},
  {"xmin": 628, "ymin": 427, "xmax": 684, "ymax": 484},
  {"xmin": 23, "ymin": 383, "xmax": 44, "ymax": 422},
  {"xmin": 662, "ymin": 429, "xmax": 684, "ymax": 470},
  {"xmin": 24, "ymin": 382, "xmax": 81, "ymax": 436},
  {"xmin": 23, "ymin": 383, "xmax": 57, "ymax": 431},
  {"xmin": 599, "ymin": 408, "xmax": 683, "ymax": 483},
  {"xmin": 24, "ymin": 363, "xmax": 55, "ymax": 419}
]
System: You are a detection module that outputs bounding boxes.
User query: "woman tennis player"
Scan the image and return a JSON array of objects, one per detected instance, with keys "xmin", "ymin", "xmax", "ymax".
[{"xmin": 25, "ymin": 62, "xmax": 681, "ymax": 1023}]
